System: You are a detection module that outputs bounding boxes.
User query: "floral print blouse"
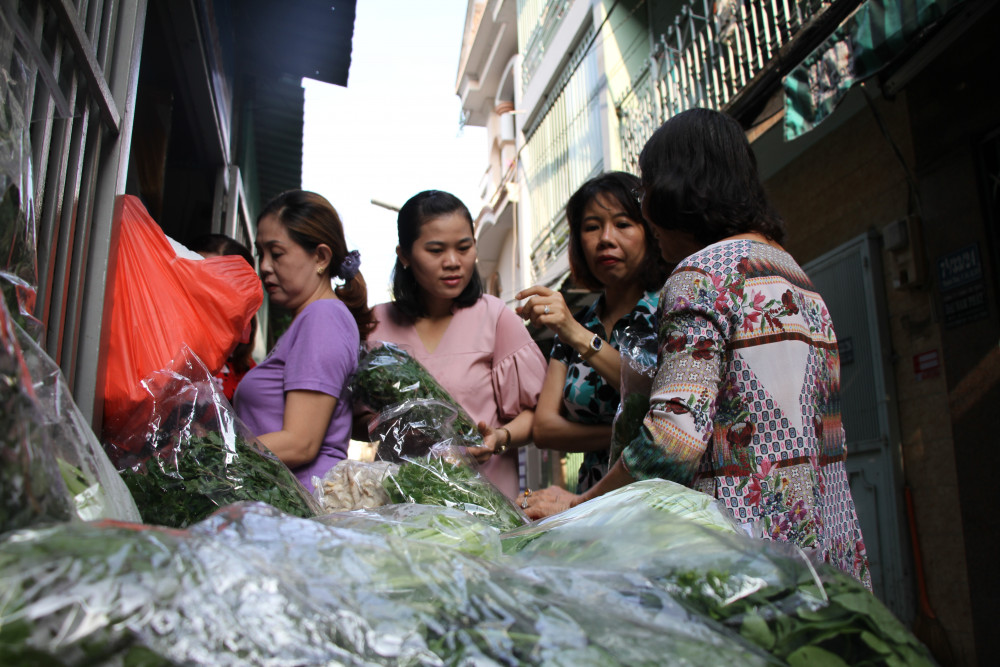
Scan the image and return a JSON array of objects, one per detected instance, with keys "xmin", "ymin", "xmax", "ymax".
[
  {"xmin": 550, "ymin": 290, "xmax": 658, "ymax": 492},
  {"xmin": 621, "ymin": 240, "xmax": 871, "ymax": 588}
]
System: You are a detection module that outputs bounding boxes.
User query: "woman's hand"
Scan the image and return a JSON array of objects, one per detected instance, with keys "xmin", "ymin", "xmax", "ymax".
[
  {"xmin": 515, "ymin": 286, "xmax": 577, "ymax": 340},
  {"xmin": 466, "ymin": 421, "xmax": 499, "ymax": 465},
  {"xmin": 521, "ymin": 485, "xmax": 579, "ymax": 520}
]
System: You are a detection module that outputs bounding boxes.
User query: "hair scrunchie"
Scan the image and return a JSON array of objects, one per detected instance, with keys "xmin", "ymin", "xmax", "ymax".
[{"xmin": 337, "ymin": 249, "xmax": 361, "ymax": 281}]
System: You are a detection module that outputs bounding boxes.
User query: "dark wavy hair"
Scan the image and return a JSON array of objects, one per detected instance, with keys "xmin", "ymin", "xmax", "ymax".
[
  {"xmin": 391, "ymin": 190, "xmax": 483, "ymax": 319},
  {"xmin": 638, "ymin": 108, "xmax": 785, "ymax": 245},
  {"xmin": 566, "ymin": 171, "xmax": 670, "ymax": 292},
  {"xmin": 258, "ymin": 190, "xmax": 376, "ymax": 341}
]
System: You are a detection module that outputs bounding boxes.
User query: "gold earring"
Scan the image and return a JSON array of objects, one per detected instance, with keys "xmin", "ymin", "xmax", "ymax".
[{"xmin": 317, "ymin": 267, "xmax": 324, "ymax": 275}]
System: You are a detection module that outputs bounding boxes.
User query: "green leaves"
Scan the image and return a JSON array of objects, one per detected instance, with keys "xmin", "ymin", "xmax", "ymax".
[
  {"xmin": 383, "ymin": 456, "xmax": 527, "ymax": 532},
  {"xmin": 120, "ymin": 431, "xmax": 317, "ymax": 528}
]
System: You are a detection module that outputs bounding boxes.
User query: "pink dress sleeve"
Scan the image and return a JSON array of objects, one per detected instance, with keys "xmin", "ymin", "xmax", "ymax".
[{"xmin": 490, "ymin": 303, "xmax": 547, "ymax": 420}]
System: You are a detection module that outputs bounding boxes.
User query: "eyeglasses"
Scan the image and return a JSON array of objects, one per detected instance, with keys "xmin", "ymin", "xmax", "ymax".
[{"xmin": 631, "ymin": 187, "xmax": 645, "ymax": 207}]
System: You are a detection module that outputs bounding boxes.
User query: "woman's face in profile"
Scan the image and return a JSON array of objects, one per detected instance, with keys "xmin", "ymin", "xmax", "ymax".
[{"xmin": 256, "ymin": 214, "xmax": 325, "ymax": 315}]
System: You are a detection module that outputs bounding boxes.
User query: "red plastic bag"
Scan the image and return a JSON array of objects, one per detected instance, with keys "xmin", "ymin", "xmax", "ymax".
[{"xmin": 102, "ymin": 196, "xmax": 262, "ymax": 435}]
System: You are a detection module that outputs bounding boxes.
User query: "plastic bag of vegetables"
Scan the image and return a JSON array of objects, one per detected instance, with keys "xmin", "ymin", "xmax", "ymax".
[
  {"xmin": 14, "ymin": 323, "xmax": 141, "ymax": 523},
  {"xmin": 354, "ymin": 342, "xmax": 483, "ymax": 458},
  {"xmin": 608, "ymin": 325, "xmax": 658, "ymax": 466},
  {"xmin": 0, "ymin": 501, "xmax": 778, "ymax": 666},
  {"xmin": 382, "ymin": 443, "xmax": 528, "ymax": 532},
  {"xmin": 104, "ymin": 346, "xmax": 320, "ymax": 528},
  {"xmin": 0, "ymin": 298, "xmax": 74, "ymax": 535},
  {"xmin": 502, "ymin": 480, "xmax": 936, "ymax": 666},
  {"xmin": 312, "ymin": 458, "xmax": 397, "ymax": 512},
  {"xmin": 316, "ymin": 502, "xmax": 503, "ymax": 558}
]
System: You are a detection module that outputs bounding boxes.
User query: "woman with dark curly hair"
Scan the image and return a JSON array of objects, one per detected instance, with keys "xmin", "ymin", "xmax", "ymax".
[
  {"xmin": 517, "ymin": 171, "xmax": 669, "ymax": 492},
  {"xmin": 523, "ymin": 109, "xmax": 871, "ymax": 589}
]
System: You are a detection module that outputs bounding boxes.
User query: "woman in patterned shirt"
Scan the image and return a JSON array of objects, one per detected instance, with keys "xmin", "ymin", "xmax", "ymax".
[
  {"xmin": 523, "ymin": 109, "xmax": 871, "ymax": 588},
  {"xmin": 517, "ymin": 172, "xmax": 669, "ymax": 492}
]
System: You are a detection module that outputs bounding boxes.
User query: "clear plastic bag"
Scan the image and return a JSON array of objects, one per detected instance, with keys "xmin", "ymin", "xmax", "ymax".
[
  {"xmin": 104, "ymin": 346, "xmax": 321, "ymax": 528},
  {"xmin": 312, "ymin": 458, "xmax": 397, "ymax": 512},
  {"xmin": 0, "ymin": 298, "xmax": 74, "ymax": 534},
  {"xmin": 0, "ymin": 27, "xmax": 42, "ymax": 339},
  {"xmin": 354, "ymin": 341, "xmax": 483, "ymax": 452},
  {"xmin": 15, "ymin": 323, "xmax": 140, "ymax": 523},
  {"xmin": 501, "ymin": 480, "xmax": 936, "ymax": 666},
  {"xmin": 609, "ymin": 325, "xmax": 659, "ymax": 466},
  {"xmin": 368, "ymin": 396, "xmax": 473, "ymax": 462},
  {"xmin": 381, "ymin": 442, "xmax": 528, "ymax": 532},
  {"xmin": 0, "ymin": 502, "xmax": 779, "ymax": 666}
]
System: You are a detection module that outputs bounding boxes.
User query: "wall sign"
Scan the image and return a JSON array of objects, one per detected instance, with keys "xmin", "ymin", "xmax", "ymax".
[
  {"xmin": 937, "ymin": 244, "xmax": 989, "ymax": 327},
  {"xmin": 912, "ymin": 350, "xmax": 940, "ymax": 381}
]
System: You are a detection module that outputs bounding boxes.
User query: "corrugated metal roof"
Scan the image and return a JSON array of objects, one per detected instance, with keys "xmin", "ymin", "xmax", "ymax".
[
  {"xmin": 234, "ymin": 0, "xmax": 356, "ymax": 87},
  {"xmin": 234, "ymin": 0, "xmax": 357, "ymax": 206}
]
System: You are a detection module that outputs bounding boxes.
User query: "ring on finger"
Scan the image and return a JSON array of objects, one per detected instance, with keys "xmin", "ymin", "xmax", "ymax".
[
  {"xmin": 521, "ymin": 496, "xmax": 528, "ymax": 509},
  {"xmin": 543, "ymin": 305, "xmax": 550, "ymax": 314}
]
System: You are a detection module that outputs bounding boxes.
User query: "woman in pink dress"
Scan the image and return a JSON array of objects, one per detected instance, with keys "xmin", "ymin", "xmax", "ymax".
[{"xmin": 366, "ymin": 190, "xmax": 547, "ymax": 499}]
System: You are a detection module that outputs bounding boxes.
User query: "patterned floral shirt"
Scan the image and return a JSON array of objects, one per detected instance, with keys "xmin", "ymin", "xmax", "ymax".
[
  {"xmin": 550, "ymin": 290, "xmax": 658, "ymax": 491},
  {"xmin": 621, "ymin": 240, "xmax": 871, "ymax": 588}
]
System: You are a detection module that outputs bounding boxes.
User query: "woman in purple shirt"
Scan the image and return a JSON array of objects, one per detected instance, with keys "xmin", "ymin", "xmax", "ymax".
[{"xmin": 235, "ymin": 190, "xmax": 376, "ymax": 491}]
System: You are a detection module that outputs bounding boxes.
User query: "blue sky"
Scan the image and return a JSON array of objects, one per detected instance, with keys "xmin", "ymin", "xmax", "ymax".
[{"xmin": 301, "ymin": 0, "xmax": 487, "ymax": 306}]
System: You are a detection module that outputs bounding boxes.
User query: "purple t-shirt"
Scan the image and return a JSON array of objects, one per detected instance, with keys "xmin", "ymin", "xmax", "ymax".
[{"xmin": 235, "ymin": 299, "xmax": 359, "ymax": 491}]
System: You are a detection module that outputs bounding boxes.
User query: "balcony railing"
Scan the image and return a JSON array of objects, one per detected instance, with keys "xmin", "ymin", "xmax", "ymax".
[
  {"xmin": 618, "ymin": 0, "xmax": 836, "ymax": 170},
  {"xmin": 518, "ymin": 0, "xmax": 573, "ymax": 88}
]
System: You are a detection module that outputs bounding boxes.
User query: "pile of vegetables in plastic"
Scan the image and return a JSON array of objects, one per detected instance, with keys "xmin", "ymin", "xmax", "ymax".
[
  {"xmin": 104, "ymin": 346, "xmax": 320, "ymax": 528},
  {"xmin": 0, "ymin": 283, "xmax": 936, "ymax": 664}
]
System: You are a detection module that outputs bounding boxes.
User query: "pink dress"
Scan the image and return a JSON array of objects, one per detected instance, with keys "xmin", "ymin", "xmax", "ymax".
[{"xmin": 370, "ymin": 295, "xmax": 547, "ymax": 498}]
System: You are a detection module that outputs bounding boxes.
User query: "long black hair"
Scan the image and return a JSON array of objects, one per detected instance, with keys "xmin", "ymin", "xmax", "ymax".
[
  {"xmin": 391, "ymin": 190, "xmax": 484, "ymax": 319},
  {"xmin": 638, "ymin": 108, "xmax": 785, "ymax": 245},
  {"xmin": 565, "ymin": 171, "xmax": 670, "ymax": 292}
]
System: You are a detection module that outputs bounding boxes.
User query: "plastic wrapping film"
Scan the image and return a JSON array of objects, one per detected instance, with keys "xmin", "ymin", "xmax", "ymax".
[
  {"xmin": 0, "ymin": 294, "xmax": 74, "ymax": 534},
  {"xmin": 354, "ymin": 341, "xmax": 483, "ymax": 456},
  {"xmin": 105, "ymin": 346, "xmax": 321, "ymax": 528},
  {"xmin": 15, "ymin": 323, "xmax": 141, "ymax": 523},
  {"xmin": 0, "ymin": 501, "xmax": 781, "ymax": 666},
  {"xmin": 609, "ymin": 325, "xmax": 658, "ymax": 466},
  {"xmin": 502, "ymin": 481, "xmax": 937, "ymax": 666},
  {"xmin": 313, "ymin": 458, "xmax": 398, "ymax": 512},
  {"xmin": 0, "ymin": 15, "xmax": 42, "ymax": 339}
]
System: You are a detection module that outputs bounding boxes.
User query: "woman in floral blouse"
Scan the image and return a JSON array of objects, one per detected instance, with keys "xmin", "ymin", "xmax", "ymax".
[
  {"xmin": 517, "ymin": 172, "xmax": 668, "ymax": 492},
  {"xmin": 523, "ymin": 108, "xmax": 871, "ymax": 588}
]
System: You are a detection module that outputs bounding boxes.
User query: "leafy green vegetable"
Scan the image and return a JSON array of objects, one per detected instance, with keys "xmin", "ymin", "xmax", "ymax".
[
  {"xmin": 120, "ymin": 431, "xmax": 317, "ymax": 528},
  {"xmin": 383, "ymin": 455, "xmax": 527, "ymax": 532},
  {"xmin": 354, "ymin": 342, "xmax": 483, "ymax": 455}
]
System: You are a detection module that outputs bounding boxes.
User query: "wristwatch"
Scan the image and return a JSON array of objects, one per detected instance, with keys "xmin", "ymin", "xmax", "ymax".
[{"xmin": 582, "ymin": 334, "xmax": 603, "ymax": 359}]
